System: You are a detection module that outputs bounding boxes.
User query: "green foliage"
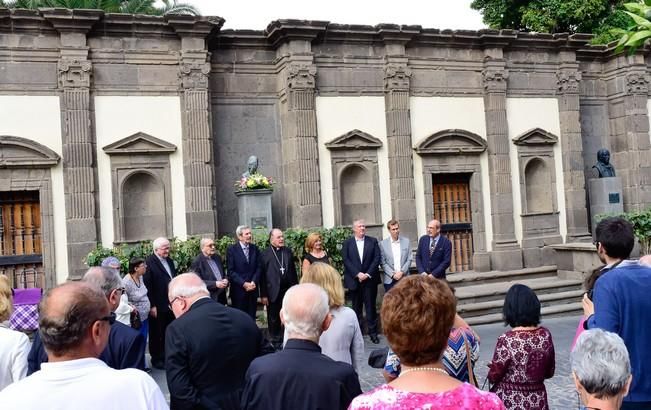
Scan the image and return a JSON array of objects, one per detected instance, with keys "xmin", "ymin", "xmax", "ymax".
[
  {"xmin": 613, "ymin": 1, "xmax": 651, "ymax": 54},
  {"xmin": 595, "ymin": 207, "xmax": 651, "ymax": 254},
  {"xmin": 0, "ymin": 0, "xmax": 199, "ymax": 15},
  {"xmin": 470, "ymin": 0, "xmax": 632, "ymax": 44}
]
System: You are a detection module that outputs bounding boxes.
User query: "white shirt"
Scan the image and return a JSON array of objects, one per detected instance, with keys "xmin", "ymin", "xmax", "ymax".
[
  {"xmin": 0, "ymin": 357, "xmax": 168, "ymax": 410},
  {"xmin": 355, "ymin": 237, "xmax": 365, "ymax": 262},
  {"xmin": 114, "ymin": 293, "xmax": 132, "ymax": 326},
  {"xmin": 391, "ymin": 238, "xmax": 402, "ymax": 274},
  {"xmin": 0, "ymin": 324, "xmax": 29, "ymax": 392}
]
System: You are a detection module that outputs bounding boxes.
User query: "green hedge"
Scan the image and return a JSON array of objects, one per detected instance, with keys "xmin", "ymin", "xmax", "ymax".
[
  {"xmin": 85, "ymin": 226, "xmax": 353, "ymax": 275},
  {"xmin": 596, "ymin": 207, "xmax": 651, "ymax": 254}
]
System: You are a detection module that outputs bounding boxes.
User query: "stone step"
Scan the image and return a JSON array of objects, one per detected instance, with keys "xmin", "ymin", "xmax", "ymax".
[
  {"xmin": 448, "ymin": 265, "xmax": 558, "ymax": 288},
  {"xmin": 466, "ymin": 301, "xmax": 584, "ymax": 326},
  {"xmin": 458, "ymin": 289, "xmax": 585, "ymax": 318},
  {"xmin": 454, "ymin": 276, "xmax": 584, "ymax": 304}
]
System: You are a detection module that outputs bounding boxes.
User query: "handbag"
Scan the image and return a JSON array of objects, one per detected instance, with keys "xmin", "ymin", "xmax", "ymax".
[
  {"xmin": 130, "ymin": 309, "xmax": 142, "ymax": 330},
  {"xmin": 462, "ymin": 331, "xmax": 479, "ymax": 387},
  {"xmin": 10, "ymin": 288, "xmax": 42, "ymax": 332}
]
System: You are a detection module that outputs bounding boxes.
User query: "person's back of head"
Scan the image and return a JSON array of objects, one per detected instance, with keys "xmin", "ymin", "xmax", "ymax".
[
  {"xmin": 300, "ymin": 263, "xmax": 345, "ymax": 308},
  {"xmin": 502, "ymin": 284, "xmax": 541, "ymax": 328},
  {"xmin": 83, "ymin": 266, "xmax": 122, "ymax": 311},
  {"xmin": 595, "ymin": 217, "xmax": 634, "ymax": 260},
  {"xmin": 168, "ymin": 273, "xmax": 210, "ymax": 318},
  {"xmin": 281, "ymin": 283, "xmax": 330, "ymax": 342},
  {"xmin": 39, "ymin": 282, "xmax": 111, "ymax": 360},
  {"xmin": 0, "ymin": 275, "xmax": 13, "ymax": 322},
  {"xmin": 571, "ymin": 328, "xmax": 632, "ymax": 409}
]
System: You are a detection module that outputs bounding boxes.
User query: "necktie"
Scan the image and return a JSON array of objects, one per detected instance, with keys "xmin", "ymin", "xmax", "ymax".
[
  {"xmin": 244, "ymin": 245, "xmax": 250, "ymax": 262},
  {"xmin": 429, "ymin": 239, "xmax": 436, "ymax": 257}
]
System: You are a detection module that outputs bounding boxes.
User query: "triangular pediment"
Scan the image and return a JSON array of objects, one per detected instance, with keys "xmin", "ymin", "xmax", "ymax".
[
  {"xmin": 415, "ymin": 129, "xmax": 487, "ymax": 155},
  {"xmin": 0, "ymin": 135, "xmax": 60, "ymax": 168},
  {"xmin": 103, "ymin": 132, "xmax": 177, "ymax": 155},
  {"xmin": 513, "ymin": 128, "xmax": 558, "ymax": 146},
  {"xmin": 325, "ymin": 129, "xmax": 382, "ymax": 151}
]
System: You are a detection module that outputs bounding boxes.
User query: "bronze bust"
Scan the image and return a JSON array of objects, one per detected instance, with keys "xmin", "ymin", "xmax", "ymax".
[
  {"xmin": 242, "ymin": 155, "xmax": 259, "ymax": 178},
  {"xmin": 592, "ymin": 149, "xmax": 616, "ymax": 178}
]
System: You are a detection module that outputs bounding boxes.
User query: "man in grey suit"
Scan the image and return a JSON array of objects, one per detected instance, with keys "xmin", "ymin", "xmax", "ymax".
[{"xmin": 379, "ymin": 219, "xmax": 412, "ymax": 292}]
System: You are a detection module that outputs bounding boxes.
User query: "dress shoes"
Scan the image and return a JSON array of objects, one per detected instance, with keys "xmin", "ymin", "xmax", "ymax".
[{"xmin": 370, "ymin": 334, "xmax": 380, "ymax": 344}]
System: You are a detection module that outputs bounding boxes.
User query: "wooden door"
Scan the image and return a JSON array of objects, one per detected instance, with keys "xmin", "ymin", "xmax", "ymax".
[
  {"xmin": 432, "ymin": 174, "xmax": 473, "ymax": 272},
  {"xmin": 0, "ymin": 191, "xmax": 44, "ymax": 288}
]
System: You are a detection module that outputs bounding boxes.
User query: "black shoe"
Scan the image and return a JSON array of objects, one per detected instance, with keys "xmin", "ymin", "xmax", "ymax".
[
  {"xmin": 370, "ymin": 334, "xmax": 380, "ymax": 344},
  {"xmin": 151, "ymin": 359, "xmax": 165, "ymax": 370}
]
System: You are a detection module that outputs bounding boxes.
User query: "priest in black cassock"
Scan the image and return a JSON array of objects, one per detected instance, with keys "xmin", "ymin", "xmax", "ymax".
[{"xmin": 260, "ymin": 228, "xmax": 298, "ymax": 349}]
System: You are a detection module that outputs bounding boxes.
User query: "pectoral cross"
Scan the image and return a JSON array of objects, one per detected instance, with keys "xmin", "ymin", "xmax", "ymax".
[{"xmin": 280, "ymin": 267, "xmax": 285, "ymax": 275}]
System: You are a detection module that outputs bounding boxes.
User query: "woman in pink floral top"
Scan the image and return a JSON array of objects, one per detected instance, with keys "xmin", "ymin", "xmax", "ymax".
[{"xmin": 348, "ymin": 276, "xmax": 505, "ymax": 410}]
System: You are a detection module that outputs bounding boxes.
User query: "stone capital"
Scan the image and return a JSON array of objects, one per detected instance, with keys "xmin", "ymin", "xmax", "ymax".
[
  {"xmin": 58, "ymin": 58, "xmax": 92, "ymax": 88},
  {"xmin": 179, "ymin": 62, "xmax": 211, "ymax": 90},
  {"xmin": 626, "ymin": 72, "xmax": 650, "ymax": 94},
  {"xmin": 556, "ymin": 70, "xmax": 582, "ymax": 94},
  {"xmin": 287, "ymin": 63, "xmax": 317, "ymax": 90},
  {"xmin": 384, "ymin": 64, "xmax": 412, "ymax": 91},
  {"xmin": 482, "ymin": 68, "xmax": 509, "ymax": 92}
]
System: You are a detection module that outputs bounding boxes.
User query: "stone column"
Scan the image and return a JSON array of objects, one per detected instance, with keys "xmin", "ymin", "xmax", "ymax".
[
  {"xmin": 482, "ymin": 55, "xmax": 523, "ymax": 270},
  {"xmin": 556, "ymin": 58, "xmax": 592, "ymax": 242},
  {"xmin": 44, "ymin": 9, "xmax": 102, "ymax": 280},
  {"xmin": 383, "ymin": 62, "xmax": 417, "ymax": 241},
  {"xmin": 170, "ymin": 17, "xmax": 223, "ymax": 236}
]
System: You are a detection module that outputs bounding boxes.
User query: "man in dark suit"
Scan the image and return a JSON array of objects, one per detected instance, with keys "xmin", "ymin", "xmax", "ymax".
[
  {"xmin": 143, "ymin": 236, "xmax": 177, "ymax": 369},
  {"xmin": 166, "ymin": 273, "xmax": 273, "ymax": 410},
  {"xmin": 260, "ymin": 228, "xmax": 298, "ymax": 349},
  {"xmin": 342, "ymin": 218, "xmax": 381, "ymax": 344},
  {"xmin": 190, "ymin": 237, "xmax": 229, "ymax": 305},
  {"xmin": 416, "ymin": 219, "xmax": 452, "ymax": 279},
  {"xmin": 241, "ymin": 283, "xmax": 362, "ymax": 410},
  {"xmin": 227, "ymin": 225, "xmax": 262, "ymax": 320},
  {"xmin": 27, "ymin": 266, "xmax": 146, "ymax": 374}
]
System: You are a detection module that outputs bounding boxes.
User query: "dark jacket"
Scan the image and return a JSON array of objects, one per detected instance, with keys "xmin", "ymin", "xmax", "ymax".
[
  {"xmin": 259, "ymin": 246, "xmax": 298, "ymax": 303},
  {"xmin": 241, "ymin": 339, "xmax": 362, "ymax": 410},
  {"xmin": 190, "ymin": 253, "xmax": 228, "ymax": 304},
  {"xmin": 166, "ymin": 297, "xmax": 273, "ymax": 410},
  {"xmin": 341, "ymin": 236, "xmax": 381, "ymax": 291},
  {"xmin": 27, "ymin": 321, "xmax": 146, "ymax": 374},
  {"xmin": 144, "ymin": 253, "xmax": 177, "ymax": 312},
  {"xmin": 415, "ymin": 234, "xmax": 452, "ymax": 279}
]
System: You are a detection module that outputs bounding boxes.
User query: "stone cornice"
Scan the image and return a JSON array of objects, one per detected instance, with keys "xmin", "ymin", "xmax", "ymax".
[
  {"xmin": 265, "ymin": 19, "xmax": 329, "ymax": 47},
  {"xmin": 166, "ymin": 14, "xmax": 223, "ymax": 38},
  {"xmin": 40, "ymin": 8, "xmax": 102, "ymax": 34}
]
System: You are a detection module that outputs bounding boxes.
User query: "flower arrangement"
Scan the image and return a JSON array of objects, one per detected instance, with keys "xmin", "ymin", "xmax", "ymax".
[{"xmin": 235, "ymin": 172, "xmax": 275, "ymax": 191}]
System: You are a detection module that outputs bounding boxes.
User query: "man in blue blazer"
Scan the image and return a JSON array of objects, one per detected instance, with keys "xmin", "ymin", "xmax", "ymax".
[
  {"xmin": 342, "ymin": 219, "xmax": 381, "ymax": 344},
  {"xmin": 379, "ymin": 219, "xmax": 412, "ymax": 292},
  {"xmin": 227, "ymin": 225, "xmax": 262, "ymax": 320},
  {"xmin": 416, "ymin": 219, "xmax": 452, "ymax": 279}
]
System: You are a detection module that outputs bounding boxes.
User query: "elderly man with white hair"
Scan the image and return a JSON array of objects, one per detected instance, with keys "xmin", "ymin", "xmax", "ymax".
[
  {"xmin": 165, "ymin": 273, "xmax": 272, "ymax": 410},
  {"xmin": 241, "ymin": 283, "xmax": 362, "ymax": 410},
  {"xmin": 572, "ymin": 328, "xmax": 632, "ymax": 410}
]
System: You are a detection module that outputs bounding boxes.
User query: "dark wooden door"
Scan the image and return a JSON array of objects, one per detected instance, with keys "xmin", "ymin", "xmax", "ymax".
[
  {"xmin": 432, "ymin": 174, "xmax": 473, "ymax": 273},
  {"xmin": 0, "ymin": 191, "xmax": 44, "ymax": 288}
]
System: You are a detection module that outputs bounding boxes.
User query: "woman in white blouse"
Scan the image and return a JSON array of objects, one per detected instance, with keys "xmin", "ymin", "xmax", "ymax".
[
  {"xmin": 300, "ymin": 262, "xmax": 364, "ymax": 373},
  {"xmin": 0, "ymin": 275, "xmax": 29, "ymax": 391}
]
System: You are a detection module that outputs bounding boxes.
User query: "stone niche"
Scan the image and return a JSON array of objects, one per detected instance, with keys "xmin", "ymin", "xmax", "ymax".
[
  {"xmin": 103, "ymin": 132, "xmax": 176, "ymax": 243},
  {"xmin": 326, "ymin": 129, "xmax": 383, "ymax": 237},
  {"xmin": 513, "ymin": 128, "xmax": 562, "ymax": 267}
]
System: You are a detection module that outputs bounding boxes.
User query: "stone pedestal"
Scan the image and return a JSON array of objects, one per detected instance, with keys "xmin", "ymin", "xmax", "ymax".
[
  {"xmin": 236, "ymin": 189, "xmax": 273, "ymax": 230},
  {"xmin": 550, "ymin": 243, "xmax": 601, "ymax": 281},
  {"xmin": 588, "ymin": 177, "xmax": 623, "ymax": 235}
]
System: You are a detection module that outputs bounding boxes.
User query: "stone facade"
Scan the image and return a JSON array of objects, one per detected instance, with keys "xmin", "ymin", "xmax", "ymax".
[{"xmin": 1, "ymin": 10, "xmax": 651, "ymax": 284}]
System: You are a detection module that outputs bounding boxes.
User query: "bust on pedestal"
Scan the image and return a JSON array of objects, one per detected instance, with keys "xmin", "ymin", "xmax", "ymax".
[
  {"xmin": 235, "ymin": 155, "xmax": 274, "ymax": 230},
  {"xmin": 588, "ymin": 149, "xmax": 623, "ymax": 236}
]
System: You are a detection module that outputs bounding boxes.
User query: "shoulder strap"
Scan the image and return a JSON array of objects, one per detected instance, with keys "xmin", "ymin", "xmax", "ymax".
[{"xmin": 462, "ymin": 331, "xmax": 477, "ymax": 387}]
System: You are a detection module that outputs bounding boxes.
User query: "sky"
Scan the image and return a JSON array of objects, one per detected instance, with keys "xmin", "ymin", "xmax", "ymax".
[{"xmin": 175, "ymin": 0, "xmax": 486, "ymax": 31}]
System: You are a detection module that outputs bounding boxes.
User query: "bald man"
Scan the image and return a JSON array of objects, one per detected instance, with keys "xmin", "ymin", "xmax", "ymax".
[
  {"xmin": 165, "ymin": 273, "xmax": 272, "ymax": 410},
  {"xmin": 241, "ymin": 284, "xmax": 362, "ymax": 410},
  {"xmin": 0, "ymin": 282, "xmax": 166, "ymax": 409},
  {"xmin": 416, "ymin": 219, "xmax": 452, "ymax": 279}
]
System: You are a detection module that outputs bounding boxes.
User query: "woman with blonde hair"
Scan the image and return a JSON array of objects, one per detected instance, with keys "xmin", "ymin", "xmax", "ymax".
[
  {"xmin": 300, "ymin": 262, "xmax": 363, "ymax": 372},
  {"xmin": 0, "ymin": 275, "xmax": 29, "ymax": 391},
  {"xmin": 301, "ymin": 232, "xmax": 330, "ymax": 273}
]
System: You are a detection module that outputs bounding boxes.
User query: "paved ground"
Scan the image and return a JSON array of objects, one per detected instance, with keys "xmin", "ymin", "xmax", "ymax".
[{"xmin": 151, "ymin": 315, "xmax": 582, "ymax": 409}]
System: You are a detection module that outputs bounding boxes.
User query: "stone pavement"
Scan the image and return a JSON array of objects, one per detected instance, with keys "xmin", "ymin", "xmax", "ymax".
[{"xmin": 150, "ymin": 314, "xmax": 582, "ymax": 409}]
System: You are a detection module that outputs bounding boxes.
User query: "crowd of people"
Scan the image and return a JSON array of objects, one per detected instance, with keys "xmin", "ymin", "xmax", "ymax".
[{"xmin": 0, "ymin": 216, "xmax": 649, "ymax": 410}]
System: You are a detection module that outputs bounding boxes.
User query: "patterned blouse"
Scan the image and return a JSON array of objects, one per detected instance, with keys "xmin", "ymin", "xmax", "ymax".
[
  {"xmin": 487, "ymin": 327, "xmax": 555, "ymax": 410},
  {"xmin": 122, "ymin": 274, "xmax": 150, "ymax": 321},
  {"xmin": 348, "ymin": 383, "xmax": 505, "ymax": 410}
]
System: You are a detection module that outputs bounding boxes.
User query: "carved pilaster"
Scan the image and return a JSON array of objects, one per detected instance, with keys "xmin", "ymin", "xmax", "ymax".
[
  {"xmin": 556, "ymin": 65, "xmax": 591, "ymax": 241},
  {"xmin": 482, "ymin": 61, "xmax": 522, "ymax": 270},
  {"xmin": 58, "ymin": 59, "xmax": 92, "ymax": 89},
  {"xmin": 179, "ymin": 62, "xmax": 211, "ymax": 90},
  {"xmin": 626, "ymin": 72, "xmax": 649, "ymax": 94},
  {"xmin": 384, "ymin": 62, "xmax": 417, "ymax": 241}
]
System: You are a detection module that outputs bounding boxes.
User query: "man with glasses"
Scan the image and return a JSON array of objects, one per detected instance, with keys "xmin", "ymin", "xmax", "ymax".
[
  {"xmin": 416, "ymin": 219, "xmax": 452, "ymax": 279},
  {"xmin": 28, "ymin": 267, "xmax": 146, "ymax": 373},
  {"xmin": 1, "ymin": 282, "xmax": 167, "ymax": 409},
  {"xmin": 165, "ymin": 273, "xmax": 272, "ymax": 410},
  {"xmin": 190, "ymin": 237, "xmax": 229, "ymax": 305}
]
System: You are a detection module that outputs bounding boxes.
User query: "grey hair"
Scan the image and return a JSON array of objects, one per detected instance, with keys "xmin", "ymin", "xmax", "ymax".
[
  {"xmin": 199, "ymin": 237, "xmax": 214, "ymax": 249},
  {"xmin": 571, "ymin": 328, "xmax": 631, "ymax": 399},
  {"xmin": 236, "ymin": 225, "xmax": 250, "ymax": 237},
  {"xmin": 82, "ymin": 266, "xmax": 121, "ymax": 296},
  {"xmin": 169, "ymin": 273, "xmax": 209, "ymax": 299},
  {"xmin": 39, "ymin": 283, "xmax": 106, "ymax": 356},
  {"xmin": 352, "ymin": 219, "xmax": 365, "ymax": 227},
  {"xmin": 153, "ymin": 237, "xmax": 170, "ymax": 251},
  {"xmin": 281, "ymin": 283, "xmax": 329, "ymax": 340}
]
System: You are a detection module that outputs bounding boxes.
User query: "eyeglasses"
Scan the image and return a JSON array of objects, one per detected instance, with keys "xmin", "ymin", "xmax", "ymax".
[
  {"xmin": 114, "ymin": 287, "xmax": 126, "ymax": 294},
  {"xmin": 97, "ymin": 312, "xmax": 116, "ymax": 325},
  {"xmin": 168, "ymin": 296, "xmax": 184, "ymax": 310},
  {"xmin": 207, "ymin": 244, "xmax": 215, "ymax": 248}
]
